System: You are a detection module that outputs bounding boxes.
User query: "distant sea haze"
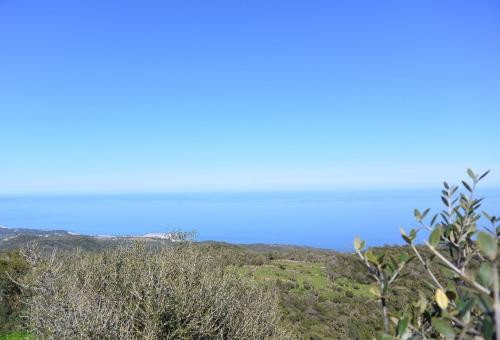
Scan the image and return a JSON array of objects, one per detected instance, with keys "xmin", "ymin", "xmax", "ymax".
[{"xmin": 1, "ymin": 189, "xmax": 499, "ymax": 251}]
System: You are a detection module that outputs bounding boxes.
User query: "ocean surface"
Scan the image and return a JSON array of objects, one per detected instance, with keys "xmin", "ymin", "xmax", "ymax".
[{"xmin": 1, "ymin": 189, "xmax": 499, "ymax": 251}]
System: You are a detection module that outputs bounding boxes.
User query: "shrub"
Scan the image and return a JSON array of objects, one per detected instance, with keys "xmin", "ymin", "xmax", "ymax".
[
  {"xmin": 355, "ymin": 169, "xmax": 499, "ymax": 339},
  {"xmin": 0, "ymin": 250, "xmax": 29, "ymax": 333},
  {"xmin": 18, "ymin": 242, "xmax": 289, "ymax": 339}
]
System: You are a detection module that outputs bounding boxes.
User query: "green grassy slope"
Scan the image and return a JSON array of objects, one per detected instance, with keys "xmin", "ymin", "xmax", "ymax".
[
  {"xmin": 0, "ymin": 331, "xmax": 33, "ymax": 340},
  {"xmin": 238, "ymin": 259, "xmax": 381, "ymax": 339}
]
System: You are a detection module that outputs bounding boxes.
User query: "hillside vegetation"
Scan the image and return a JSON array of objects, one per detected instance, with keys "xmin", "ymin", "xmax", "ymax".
[{"xmin": 1, "ymin": 237, "xmax": 450, "ymax": 339}]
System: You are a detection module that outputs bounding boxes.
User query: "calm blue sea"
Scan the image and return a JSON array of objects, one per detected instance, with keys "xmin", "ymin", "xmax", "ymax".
[{"xmin": 1, "ymin": 190, "xmax": 499, "ymax": 251}]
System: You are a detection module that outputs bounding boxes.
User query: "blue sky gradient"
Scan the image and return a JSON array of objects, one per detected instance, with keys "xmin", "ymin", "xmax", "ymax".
[{"xmin": 1, "ymin": 1, "xmax": 499, "ymax": 193}]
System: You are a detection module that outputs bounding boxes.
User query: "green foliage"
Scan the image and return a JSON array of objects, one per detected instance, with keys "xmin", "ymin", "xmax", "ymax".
[
  {"xmin": 0, "ymin": 250, "xmax": 29, "ymax": 333},
  {"xmin": 239, "ymin": 258, "xmax": 380, "ymax": 338},
  {"xmin": 356, "ymin": 169, "xmax": 500, "ymax": 339},
  {"xmin": 0, "ymin": 331, "xmax": 33, "ymax": 340},
  {"xmin": 478, "ymin": 231, "xmax": 497, "ymax": 260},
  {"xmin": 354, "ymin": 233, "xmax": 412, "ymax": 333}
]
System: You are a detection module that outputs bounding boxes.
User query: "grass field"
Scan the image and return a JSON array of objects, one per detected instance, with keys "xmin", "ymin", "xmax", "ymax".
[
  {"xmin": 238, "ymin": 259, "xmax": 379, "ymax": 338},
  {"xmin": 241, "ymin": 259, "xmax": 373, "ymax": 300},
  {"xmin": 0, "ymin": 331, "xmax": 32, "ymax": 340}
]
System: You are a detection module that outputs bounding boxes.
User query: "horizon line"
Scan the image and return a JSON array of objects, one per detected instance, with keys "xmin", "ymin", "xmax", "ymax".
[{"xmin": 2, "ymin": 185, "xmax": 500, "ymax": 197}]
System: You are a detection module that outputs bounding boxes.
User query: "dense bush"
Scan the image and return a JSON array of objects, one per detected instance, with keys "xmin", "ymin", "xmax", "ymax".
[
  {"xmin": 0, "ymin": 250, "xmax": 29, "ymax": 333},
  {"xmin": 355, "ymin": 169, "xmax": 499, "ymax": 339},
  {"xmin": 17, "ymin": 242, "xmax": 289, "ymax": 339}
]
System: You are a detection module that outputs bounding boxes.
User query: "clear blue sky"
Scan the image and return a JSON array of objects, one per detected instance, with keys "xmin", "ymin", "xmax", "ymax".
[{"xmin": 1, "ymin": 0, "xmax": 499, "ymax": 194}]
